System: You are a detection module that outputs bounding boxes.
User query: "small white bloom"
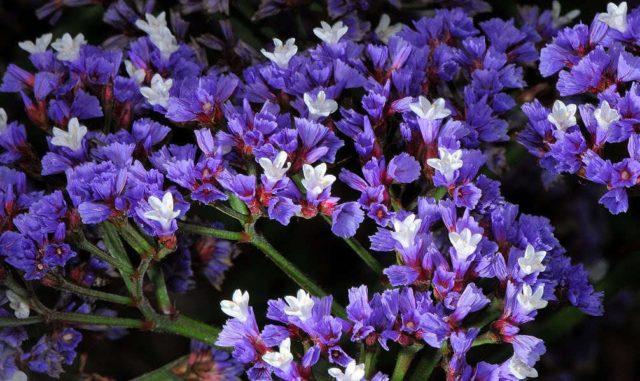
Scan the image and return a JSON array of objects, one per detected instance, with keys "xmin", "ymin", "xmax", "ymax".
[
  {"xmin": 409, "ymin": 96, "xmax": 451, "ymax": 120},
  {"xmin": 259, "ymin": 151, "xmax": 291, "ymax": 182},
  {"xmin": 508, "ymin": 355, "xmax": 538, "ymax": 379},
  {"xmin": 551, "ymin": 1, "xmax": 580, "ymax": 28},
  {"xmin": 6, "ymin": 290, "xmax": 30, "ymax": 319},
  {"xmin": 135, "ymin": 12, "xmax": 169, "ymax": 34},
  {"xmin": 51, "ymin": 33, "xmax": 86, "ymax": 62},
  {"xmin": 135, "ymin": 13, "xmax": 179, "ymax": 59},
  {"xmin": 140, "ymin": 73, "xmax": 173, "ymax": 108},
  {"xmin": 594, "ymin": 100, "xmax": 621, "ymax": 130},
  {"xmin": 426, "ymin": 148, "xmax": 464, "ymax": 181},
  {"xmin": 517, "ymin": 284, "xmax": 548, "ymax": 312},
  {"xmin": 304, "ymin": 90, "xmax": 338, "ymax": 120},
  {"xmin": 518, "ymin": 244, "xmax": 547, "ymax": 275},
  {"xmin": 220, "ymin": 289, "xmax": 251, "ymax": 322},
  {"xmin": 448, "ymin": 228, "xmax": 482, "ymax": 260},
  {"xmin": 375, "ymin": 14, "xmax": 403, "ymax": 44},
  {"xmin": 51, "ymin": 117, "xmax": 87, "ymax": 151},
  {"xmin": 390, "ymin": 214, "xmax": 422, "ymax": 249},
  {"xmin": 547, "ymin": 100, "xmax": 577, "ymax": 131},
  {"xmin": 125, "ymin": 60, "xmax": 146, "ymax": 85},
  {"xmin": 328, "ymin": 360, "xmax": 366, "ymax": 381},
  {"xmin": 598, "ymin": 2, "xmax": 628, "ymax": 33},
  {"xmin": 0, "ymin": 107, "xmax": 7, "ymax": 133},
  {"xmin": 18, "ymin": 33, "xmax": 53, "ymax": 54},
  {"xmin": 262, "ymin": 338, "xmax": 294, "ymax": 371},
  {"xmin": 143, "ymin": 191, "xmax": 181, "ymax": 231},
  {"xmin": 301, "ymin": 163, "xmax": 336, "ymax": 196},
  {"xmin": 261, "ymin": 38, "xmax": 298, "ymax": 68},
  {"xmin": 313, "ymin": 21, "xmax": 349, "ymax": 44},
  {"xmin": 283, "ymin": 289, "xmax": 315, "ymax": 321}
]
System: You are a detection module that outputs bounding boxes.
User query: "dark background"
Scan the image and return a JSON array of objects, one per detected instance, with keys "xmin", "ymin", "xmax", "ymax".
[{"xmin": 1, "ymin": 0, "xmax": 639, "ymax": 379}]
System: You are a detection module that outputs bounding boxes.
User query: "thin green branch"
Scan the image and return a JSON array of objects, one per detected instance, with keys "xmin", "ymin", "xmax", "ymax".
[
  {"xmin": 0, "ymin": 316, "xmax": 43, "ymax": 327},
  {"xmin": 178, "ymin": 221, "xmax": 246, "ymax": 241},
  {"xmin": 75, "ymin": 231, "xmax": 133, "ymax": 273},
  {"xmin": 409, "ymin": 349, "xmax": 443, "ymax": 381},
  {"xmin": 148, "ymin": 265, "xmax": 172, "ymax": 314},
  {"xmin": 43, "ymin": 274, "xmax": 132, "ymax": 305},
  {"xmin": 391, "ymin": 344, "xmax": 423, "ymax": 381},
  {"xmin": 321, "ymin": 216, "xmax": 383, "ymax": 275}
]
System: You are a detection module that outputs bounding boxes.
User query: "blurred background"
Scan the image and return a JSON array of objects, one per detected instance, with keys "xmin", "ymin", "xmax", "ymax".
[{"xmin": 1, "ymin": 0, "xmax": 639, "ymax": 379}]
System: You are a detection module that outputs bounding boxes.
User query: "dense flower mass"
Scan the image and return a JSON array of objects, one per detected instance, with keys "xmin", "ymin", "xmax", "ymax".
[
  {"xmin": 0, "ymin": 0, "xmax": 613, "ymax": 380},
  {"xmin": 521, "ymin": 1, "xmax": 640, "ymax": 214}
]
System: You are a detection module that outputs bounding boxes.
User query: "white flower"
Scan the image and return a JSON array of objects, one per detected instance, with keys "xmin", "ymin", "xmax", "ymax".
[
  {"xmin": 304, "ymin": 90, "xmax": 338, "ymax": 120},
  {"xmin": 262, "ymin": 338, "xmax": 294, "ymax": 371},
  {"xmin": 125, "ymin": 60, "xmax": 146, "ymax": 85},
  {"xmin": 508, "ymin": 355, "xmax": 538, "ymax": 379},
  {"xmin": 409, "ymin": 96, "xmax": 451, "ymax": 120},
  {"xmin": 283, "ymin": 289, "xmax": 315, "ymax": 321},
  {"xmin": 6, "ymin": 290, "xmax": 29, "ymax": 319},
  {"xmin": 390, "ymin": 214, "xmax": 422, "ymax": 249},
  {"xmin": 220, "ymin": 289, "xmax": 251, "ymax": 322},
  {"xmin": 18, "ymin": 33, "xmax": 53, "ymax": 54},
  {"xmin": 518, "ymin": 244, "xmax": 547, "ymax": 275},
  {"xmin": 598, "ymin": 2, "xmax": 628, "ymax": 33},
  {"xmin": 375, "ymin": 14, "xmax": 402, "ymax": 44},
  {"xmin": 448, "ymin": 228, "xmax": 482, "ymax": 260},
  {"xmin": 547, "ymin": 100, "xmax": 577, "ymax": 131},
  {"xmin": 140, "ymin": 73, "xmax": 173, "ymax": 108},
  {"xmin": 135, "ymin": 12, "xmax": 179, "ymax": 59},
  {"xmin": 517, "ymin": 284, "xmax": 548, "ymax": 312},
  {"xmin": 261, "ymin": 38, "xmax": 298, "ymax": 68},
  {"xmin": 135, "ymin": 12, "xmax": 169, "ymax": 34},
  {"xmin": 594, "ymin": 100, "xmax": 621, "ymax": 130},
  {"xmin": 313, "ymin": 21, "xmax": 349, "ymax": 44},
  {"xmin": 259, "ymin": 151, "xmax": 291, "ymax": 182},
  {"xmin": 301, "ymin": 163, "xmax": 336, "ymax": 197},
  {"xmin": 0, "ymin": 107, "xmax": 7, "ymax": 133},
  {"xmin": 551, "ymin": 1, "xmax": 580, "ymax": 28},
  {"xmin": 143, "ymin": 192, "xmax": 181, "ymax": 231},
  {"xmin": 51, "ymin": 33, "xmax": 86, "ymax": 62},
  {"xmin": 426, "ymin": 148, "xmax": 463, "ymax": 181},
  {"xmin": 328, "ymin": 360, "xmax": 366, "ymax": 381},
  {"xmin": 51, "ymin": 117, "xmax": 87, "ymax": 151}
]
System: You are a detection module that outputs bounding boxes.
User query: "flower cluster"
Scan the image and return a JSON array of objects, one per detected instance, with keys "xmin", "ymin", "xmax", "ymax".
[
  {"xmin": 0, "ymin": 0, "xmax": 607, "ymax": 380},
  {"xmin": 521, "ymin": 1, "xmax": 640, "ymax": 214}
]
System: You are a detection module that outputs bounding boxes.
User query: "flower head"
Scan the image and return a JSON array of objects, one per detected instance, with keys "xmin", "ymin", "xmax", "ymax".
[
  {"xmin": 301, "ymin": 163, "xmax": 336, "ymax": 197},
  {"xmin": 262, "ymin": 338, "xmax": 293, "ymax": 371},
  {"xmin": 283, "ymin": 289, "xmax": 314, "ymax": 321},
  {"xmin": 390, "ymin": 214, "xmax": 421, "ymax": 249},
  {"xmin": 517, "ymin": 284, "xmax": 548, "ymax": 312},
  {"xmin": 594, "ymin": 100, "xmax": 620, "ymax": 130},
  {"xmin": 508, "ymin": 355, "xmax": 539, "ymax": 379},
  {"xmin": 142, "ymin": 192, "xmax": 181, "ymax": 232},
  {"xmin": 409, "ymin": 96, "xmax": 451, "ymax": 120},
  {"xmin": 518, "ymin": 244, "xmax": 547, "ymax": 275},
  {"xmin": 51, "ymin": 118, "xmax": 87, "ymax": 151},
  {"xmin": 261, "ymin": 38, "xmax": 298, "ymax": 68},
  {"xmin": 304, "ymin": 91, "xmax": 338, "ymax": 120},
  {"xmin": 547, "ymin": 100, "xmax": 577, "ymax": 131},
  {"xmin": 140, "ymin": 74, "xmax": 173, "ymax": 108},
  {"xmin": 328, "ymin": 360, "xmax": 365, "ymax": 381},
  {"xmin": 426, "ymin": 148, "xmax": 463, "ymax": 181},
  {"xmin": 6, "ymin": 290, "xmax": 30, "ymax": 319},
  {"xmin": 313, "ymin": 21, "xmax": 348, "ymax": 44},
  {"xmin": 598, "ymin": 2, "xmax": 628, "ymax": 33},
  {"xmin": 51, "ymin": 33, "xmax": 86, "ymax": 61},
  {"xmin": 220, "ymin": 289, "xmax": 250, "ymax": 322},
  {"xmin": 259, "ymin": 151, "xmax": 291, "ymax": 183},
  {"xmin": 448, "ymin": 228, "xmax": 482, "ymax": 260},
  {"xmin": 18, "ymin": 33, "xmax": 53, "ymax": 54},
  {"xmin": 375, "ymin": 14, "xmax": 402, "ymax": 44}
]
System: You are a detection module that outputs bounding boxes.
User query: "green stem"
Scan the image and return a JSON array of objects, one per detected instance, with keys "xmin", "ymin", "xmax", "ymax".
[
  {"xmin": 0, "ymin": 316, "xmax": 43, "ymax": 327},
  {"xmin": 471, "ymin": 333, "xmax": 498, "ymax": 348},
  {"xmin": 364, "ymin": 347, "xmax": 381, "ymax": 379},
  {"xmin": 45, "ymin": 311, "xmax": 144, "ymax": 329},
  {"xmin": 409, "ymin": 349, "xmax": 443, "ymax": 381},
  {"xmin": 100, "ymin": 223, "xmax": 137, "ymax": 294},
  {"xmin": 43, "ymin": 274, "xmax": 132, "ymax": 305},
  {"xmin": 178, "ymin": 222, "xmax": 245, "ymax": 241},
  {"xmin": 154, "ymin": 315, "xmax": 221, "ymax": 346},
  {"xmin": 248, "ymin": 228, "xmax": 346, "ymax": 318},
  {"xmin": 321, "ymin": 216, "xmax": 383, "ymax": 275},
  {"xmin": 148, "ymin": 265, "xmax": 172, "ymax": 314},
  {"xmin": 131, "ymin": 355, "xmax": 188, "ymax": 381},
  {"xmin": 211, "ymin": 202, "xmax": 250, "ymax": 223},
  {"xmin": 75, "ymin": 231, "xmax": 132, "ymax": 273},
  {"xmin": 391, "ymin": 345, "xmax": 423, "ymax": 381},
  {"xmin": 115, "ymin": 221, "xmax": 156, "ymax": 257}
]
